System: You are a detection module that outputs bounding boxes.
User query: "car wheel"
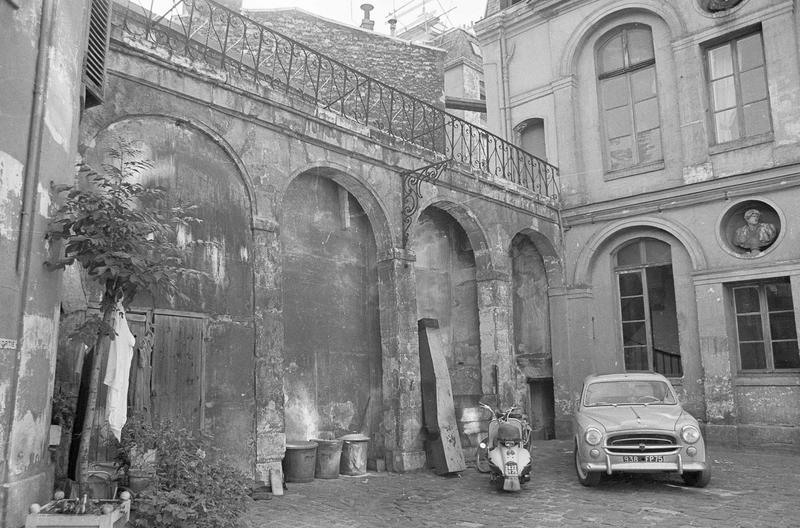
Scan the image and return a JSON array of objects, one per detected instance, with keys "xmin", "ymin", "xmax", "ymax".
[
  {"xmin": 574, "ymin": 442, "xmax": 601, "ymax": 487},
  {"xmin": 682, "ymin": 468, "xmax": 711, "ymax": 488}
]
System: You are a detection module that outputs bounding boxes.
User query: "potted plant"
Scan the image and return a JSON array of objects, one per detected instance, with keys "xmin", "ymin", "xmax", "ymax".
[
  {"xmin": 115, "ymin": 413, "xmax": 158, "ymax": 493},
  {"xmin": 126, "ymin": 418, "xmax": 251, "ymax": 528}
]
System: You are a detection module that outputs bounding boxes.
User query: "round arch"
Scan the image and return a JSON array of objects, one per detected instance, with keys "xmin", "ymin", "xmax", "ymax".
[
  {"xmin": 510, "ymin": 228, "xmax": 564, "ymax": 287},
  {"xmin": 83, "ymin": 113, "xmax": 258, "ymax": 220},
  {"xmin": 278, "ymin": 162, "xmax": 394, "ymax": 255},
  {"xmin": 414, "ymin": 199, "xmax": 493, "ymax": 271},
  {"xmin": 573, "ymin": 216, "xmax": 708, "ymax": 285},
  {"xmin": 559, "ymin": 1, "xmax": 687, "ymax": 78}
]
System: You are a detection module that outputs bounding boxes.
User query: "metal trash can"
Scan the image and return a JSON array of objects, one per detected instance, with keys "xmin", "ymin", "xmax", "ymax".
[
  {"xmin": 338, "ymin": 434, "xmax": 369, "ymax": 476},
  {"xmin": 283, "ymin": 441, "xmax": 318, "ymax": 483},
  {"xmin": 312, "ymin": 439, "xmax": 343, "ymax": 479}
]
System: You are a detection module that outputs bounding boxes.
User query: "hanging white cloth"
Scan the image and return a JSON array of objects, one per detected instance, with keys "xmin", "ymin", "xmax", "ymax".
[{"xmin": 104, "ymin": 302, "xmax": 136, "ymax": 441}]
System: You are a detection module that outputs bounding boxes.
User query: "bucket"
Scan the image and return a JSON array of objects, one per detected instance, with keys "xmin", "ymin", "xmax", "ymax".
[
  {"xmin": 338, "ymin": 434, "xmax": 369, "ymax": 476},
  {"xmin": 312, "ymin": 439, "xmax": 343, "ymax": 479},
  {"xmin": 283, "ymin": 441, "xmax": 318, "ymax": 483}
]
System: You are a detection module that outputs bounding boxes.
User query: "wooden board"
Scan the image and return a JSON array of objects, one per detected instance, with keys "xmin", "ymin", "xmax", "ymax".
[
  {"xmin": 418, "ymin": 319, "xmax": 466, "ymax": 474},
  {"xmin": 151, "ymin": 315, "xmax": 205, "ymax": 430}
]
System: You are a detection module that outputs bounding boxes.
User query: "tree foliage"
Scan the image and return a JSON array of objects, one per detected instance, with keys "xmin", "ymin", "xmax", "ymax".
[{"xmin": 48, "ymin": 138, "xmax": 197, "ymax": 320}]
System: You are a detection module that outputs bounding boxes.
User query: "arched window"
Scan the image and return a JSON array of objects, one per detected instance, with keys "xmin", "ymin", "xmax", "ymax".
[
  {"xmin": 615, "ymin": 238, "xmax": 682, "ymax": 377},
  {"xmin": 515, "ymin": 118, "xmax": 546, "ymax": 161},
  {"xmin": 597, "ymin": 25, "xmax": 662, "ymax": 172}
]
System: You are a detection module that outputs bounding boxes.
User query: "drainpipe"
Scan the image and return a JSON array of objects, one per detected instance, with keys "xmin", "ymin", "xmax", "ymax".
[
  {"xmin": 498, "ymin": 18, "xmax": 515, "ymax": 141},
  {"xmin": 4, "ymin": 0, "xmax": 57, "ymax": 492}
]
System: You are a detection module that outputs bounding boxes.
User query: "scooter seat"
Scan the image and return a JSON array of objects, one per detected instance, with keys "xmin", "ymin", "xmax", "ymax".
[{"xmin": 497, "ymin": 422, "xmax": 521, "ymax": 442}]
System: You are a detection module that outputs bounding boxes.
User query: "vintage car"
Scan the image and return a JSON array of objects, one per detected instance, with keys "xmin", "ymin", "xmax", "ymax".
[{"xmin": 573, "ymin": 372, "xmax": 710, "ymax": 487}]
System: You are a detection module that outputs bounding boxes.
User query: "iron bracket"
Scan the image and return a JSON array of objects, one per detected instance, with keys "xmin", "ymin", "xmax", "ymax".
[{"xmin": 401, "ymin": 158, "xmax": 452, "ymax": 249}]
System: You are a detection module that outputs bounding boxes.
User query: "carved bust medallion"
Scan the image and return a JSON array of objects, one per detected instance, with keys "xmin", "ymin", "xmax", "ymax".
[{"xmin": 699, "ymin": 0, "xmax": 745, "ymax": 12}]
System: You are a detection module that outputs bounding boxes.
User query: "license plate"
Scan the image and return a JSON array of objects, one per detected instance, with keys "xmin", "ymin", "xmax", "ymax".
[
  {"xmin": 622, "ymin": 455, "xmax": 664, "ymax": 463},
  {"xmin": 505, "ymin": 462, "xmax": 518, "ymax": 475}
]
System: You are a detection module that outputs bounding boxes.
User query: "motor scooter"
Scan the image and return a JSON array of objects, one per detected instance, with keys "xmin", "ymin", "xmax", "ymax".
[{"xmin": 476, "ymin": 402, "xmax": 532, "ymax": 491}]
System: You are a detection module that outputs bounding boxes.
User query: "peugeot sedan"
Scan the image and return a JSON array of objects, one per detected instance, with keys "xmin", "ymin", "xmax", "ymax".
[{"xmin": 573, "ymin": 372, "xmax": 710, "ymax": 487}]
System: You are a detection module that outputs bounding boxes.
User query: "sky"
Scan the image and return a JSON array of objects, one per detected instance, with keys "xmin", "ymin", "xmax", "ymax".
[{"xmin": 240, "ymin": 0, "xmax": 487, "ymax": 34}]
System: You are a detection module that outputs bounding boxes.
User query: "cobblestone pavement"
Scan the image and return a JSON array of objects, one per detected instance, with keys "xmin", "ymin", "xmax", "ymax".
[{"xmin": 248, "ymin": 440, "xmax": 800, "ymax": 528}]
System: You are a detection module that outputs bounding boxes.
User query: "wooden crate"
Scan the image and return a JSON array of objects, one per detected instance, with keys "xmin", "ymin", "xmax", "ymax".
[{"xmin": 25, "ymin": 500, "xmax": 130, "ymax": 528}]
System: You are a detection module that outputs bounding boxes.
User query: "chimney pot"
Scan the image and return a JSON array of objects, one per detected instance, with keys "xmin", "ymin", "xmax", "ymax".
[
  {"xmin": 388, "ymin": 18, "xmax": 397, "ymax": 36},
  {"xmin": 360, "ymin": 3, "xmax": 375, "ymax": 30}
]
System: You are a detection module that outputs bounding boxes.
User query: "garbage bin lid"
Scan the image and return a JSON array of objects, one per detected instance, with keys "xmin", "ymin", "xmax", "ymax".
[
  {"xmin": 286, "ymin": 440, "xmax": 318, "ymax": 449},
  {"xmin": 339, "ymin": 433, "xmax": 370, "ymax": 442}
]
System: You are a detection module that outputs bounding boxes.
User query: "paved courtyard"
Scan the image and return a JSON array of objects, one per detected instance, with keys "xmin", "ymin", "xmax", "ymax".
[{"xmin": 248, "ymin": 440, "xmax": 800, "ymax": 528}]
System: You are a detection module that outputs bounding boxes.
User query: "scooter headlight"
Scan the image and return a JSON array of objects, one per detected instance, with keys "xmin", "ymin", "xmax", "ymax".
[
  {"xmin": 681, "ymin": 425, "xmax": 701, "ymax": 444},
  {"xmin": 584, "ymin": 427, "xmax": 603, "ymax": 446},
  {"xmin": 479, "ymin": 441, "xmax": 487, "ymax": 449}
]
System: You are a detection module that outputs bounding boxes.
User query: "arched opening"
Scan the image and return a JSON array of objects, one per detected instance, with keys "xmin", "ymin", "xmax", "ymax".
[
  {"xmin": 65, "ymin": 116, "xmax": 255, "ymax": 475},
  {"xmin": 281, "ymin": 172, "xmax": 383, "ymax": 462},
  {"xmin": 614, "ymin": 237, "xmax": 681, "ymax": 376},
  {"xmin": 510, "ymin": 233, "xmax": 554, "ymax": 440},
  {"xmin": 515, "ymin": 118, "xmax": 547, "ymax": 161},
  {"xmin": 412, "ymin": 206, "xmax": 481, "ymax": 458}
]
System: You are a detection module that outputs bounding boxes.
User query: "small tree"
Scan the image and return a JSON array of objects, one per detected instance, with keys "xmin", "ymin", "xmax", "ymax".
[{"xmin": 47, "ymin": 139, "xmax": 197, "ymax": 492}]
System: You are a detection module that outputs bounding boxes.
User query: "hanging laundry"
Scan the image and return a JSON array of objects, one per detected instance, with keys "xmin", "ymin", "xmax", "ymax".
[{"xmin": 104, "ymin": 302, "xmax": 136, "ymax": 441}]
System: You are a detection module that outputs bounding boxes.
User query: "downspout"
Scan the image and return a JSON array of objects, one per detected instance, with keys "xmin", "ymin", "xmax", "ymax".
[
  {"xmin": 4, "ymin": 0, "xmax": 57, "ymax": 492},
  {"xmin": 498, "ymin": 19, "xmax": 516, "ymax": 141}
]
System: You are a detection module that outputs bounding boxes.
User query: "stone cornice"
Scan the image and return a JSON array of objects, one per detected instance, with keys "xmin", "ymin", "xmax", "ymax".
[{"xmin": 562, "ymin": 163, "xmax": 800, "ymax": 227}]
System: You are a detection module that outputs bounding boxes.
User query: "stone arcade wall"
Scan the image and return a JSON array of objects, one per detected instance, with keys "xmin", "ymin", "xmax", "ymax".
[{"xmin": 74, "ymin": 33, "xmax": 561, "ymax": 482}]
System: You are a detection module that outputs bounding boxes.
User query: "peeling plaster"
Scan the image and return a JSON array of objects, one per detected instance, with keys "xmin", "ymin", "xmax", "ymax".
[
  {"xmin": 44, "ymin": 47, "xmax": 74, "ymax": 149},
  {"xmin": 37, "ymin": 181, "xmax": 50, "ymax": 217},
  {"xmin": 0, "ymin": 150, "xmax": 24, "ymax": 240}
]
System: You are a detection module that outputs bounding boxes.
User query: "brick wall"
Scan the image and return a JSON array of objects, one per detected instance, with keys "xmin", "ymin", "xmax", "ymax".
[{"xmin": 245, "ymin": 8, "xmax": 445, "ymax": 108}]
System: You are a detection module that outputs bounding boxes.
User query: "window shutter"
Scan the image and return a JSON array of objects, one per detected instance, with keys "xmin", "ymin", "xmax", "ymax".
[{"xmin": 82, "ymin": 0, "xmax": 111, "ymax": 108}]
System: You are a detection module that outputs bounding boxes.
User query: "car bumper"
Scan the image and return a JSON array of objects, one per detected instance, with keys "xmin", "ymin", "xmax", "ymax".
[{"xmin": 584, "ymin": 453, "xmax": 708, "ymax": 475}]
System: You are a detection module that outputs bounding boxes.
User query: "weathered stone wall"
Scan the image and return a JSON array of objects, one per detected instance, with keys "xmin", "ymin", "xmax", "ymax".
[
  {"xmin": 245, "ymin": 8, "xmax": 446, "ymax": 108},
  {"xmin": 0, "ymin": 1, "xmax": 92, "ymax": 526},
  {"xmin": 79, "ymin": 32, "xmax": 561, "ymax": 477}
]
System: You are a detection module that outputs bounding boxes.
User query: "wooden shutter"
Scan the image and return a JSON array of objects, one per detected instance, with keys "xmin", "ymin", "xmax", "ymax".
[{"xmin": 82, "ymin": 0, "xmax": 111, "ymax": 108}]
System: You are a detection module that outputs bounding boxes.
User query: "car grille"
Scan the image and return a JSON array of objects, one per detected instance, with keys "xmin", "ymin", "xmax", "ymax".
[{"xmin": 606, "ymin": 433, "xmax": 678, "ymax": 454}]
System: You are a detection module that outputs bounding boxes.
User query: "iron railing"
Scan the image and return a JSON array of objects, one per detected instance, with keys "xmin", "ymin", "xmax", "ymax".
[{"xmin": 112, "ymin": 0, "xmax": 559, "ymax": 200}]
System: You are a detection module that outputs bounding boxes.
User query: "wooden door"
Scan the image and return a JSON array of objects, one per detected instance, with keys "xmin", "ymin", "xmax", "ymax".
[{"xmin": 150, "ymin": 314, "xmax": 205, "ymax": 430}]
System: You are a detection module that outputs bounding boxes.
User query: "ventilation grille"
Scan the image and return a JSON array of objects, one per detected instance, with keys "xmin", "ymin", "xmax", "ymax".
[{"xmin": 83, "ymin": 0, "xmax": 111, "ymax": 108}]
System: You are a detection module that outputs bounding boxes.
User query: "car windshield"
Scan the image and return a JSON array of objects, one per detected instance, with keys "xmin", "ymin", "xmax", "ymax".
[{"xmin": 583, "ymin": 380, "xmax": 677, "ymax": 406}]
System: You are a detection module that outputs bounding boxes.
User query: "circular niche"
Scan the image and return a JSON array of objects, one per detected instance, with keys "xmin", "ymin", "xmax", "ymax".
[
  {"xmin": 719, "ymin": 199, "xmax": 782, "ymax": 258},
  {"xmin": 697, "ymin": 0, "xmax": 746, "ymax": 13}
]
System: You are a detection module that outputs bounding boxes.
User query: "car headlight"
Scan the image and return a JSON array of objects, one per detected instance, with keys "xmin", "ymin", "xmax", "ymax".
[
  {"xmin": 681, "ymin": 425, "xmax": 701, "ymax": 444},
  {"xmin": 584, "ymin": 427, "xmax": 603, "ymax": 446}
]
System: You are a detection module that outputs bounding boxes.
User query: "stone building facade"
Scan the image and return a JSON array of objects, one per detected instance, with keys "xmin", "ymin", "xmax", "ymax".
[
  {"xmin": 476, "ymin": 0, "xmax": 800, "ymax": 448},
  {"xmin": 0, "ymin": 1, "xmax": 100, "ymax": 525}
]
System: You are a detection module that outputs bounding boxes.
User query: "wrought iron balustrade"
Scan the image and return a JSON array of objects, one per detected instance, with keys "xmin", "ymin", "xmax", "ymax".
[{"xmin": 113, "ymin": 0, "xmax": 559, "ymax": 200}]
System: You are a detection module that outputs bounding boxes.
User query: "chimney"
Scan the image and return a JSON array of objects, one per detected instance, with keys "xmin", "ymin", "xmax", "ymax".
[
  {"xmin": 388, "ymin": 18, "xmax": 397, "ymax": 36},
  {"xmin": 360, "ymin": 3, "xmax": 375, "ymax": 30}
]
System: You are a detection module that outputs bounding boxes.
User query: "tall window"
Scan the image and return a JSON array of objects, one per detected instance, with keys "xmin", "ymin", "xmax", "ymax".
[
  {"xmin": 597, "ymin": 25, "xmax": 662, "ymax": 171},
  {"xmin": 732, "ymin": 279, "xmax": 800, "ymax": 371},
  {"xmin": 616, "ymin": 239, "xmax": 682, "ymax": 377},
  {"xmin": 706, "ymin": 31, "xmax": 771, "ymax": 143}
]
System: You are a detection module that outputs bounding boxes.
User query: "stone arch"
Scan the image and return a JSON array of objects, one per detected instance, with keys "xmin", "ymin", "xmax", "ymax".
[
  {"xmin": 414, "ymin": 199, "xmax": 492, "ymax": 270},
  {"xmin": 82, "ymin": 113, "xmax": 258, "ymax": 220},
  {"xmin": 279, "ymin": 167, "xmax": 384, "ymax": 460},
  {"xmin": 508, "ymin": 228, "xmax": 562, "ymax": 440},
  {"xmin": 573, "ymin": 216, "xmax": 708, "ymax": 286},
  {"xmin": 559, "ymin": 1, "xmax": 687, "ymax": 77},
  {"xmin": 511, "ymin": 228, "xmax": 564, "ymax": 287},
  {"xmin": 81, "ymin": 114, "xmax": 257, "ymax": 472},
  {"xmin": 278, "ymin": 162, "xmax": 394, "ymax": 255}
]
